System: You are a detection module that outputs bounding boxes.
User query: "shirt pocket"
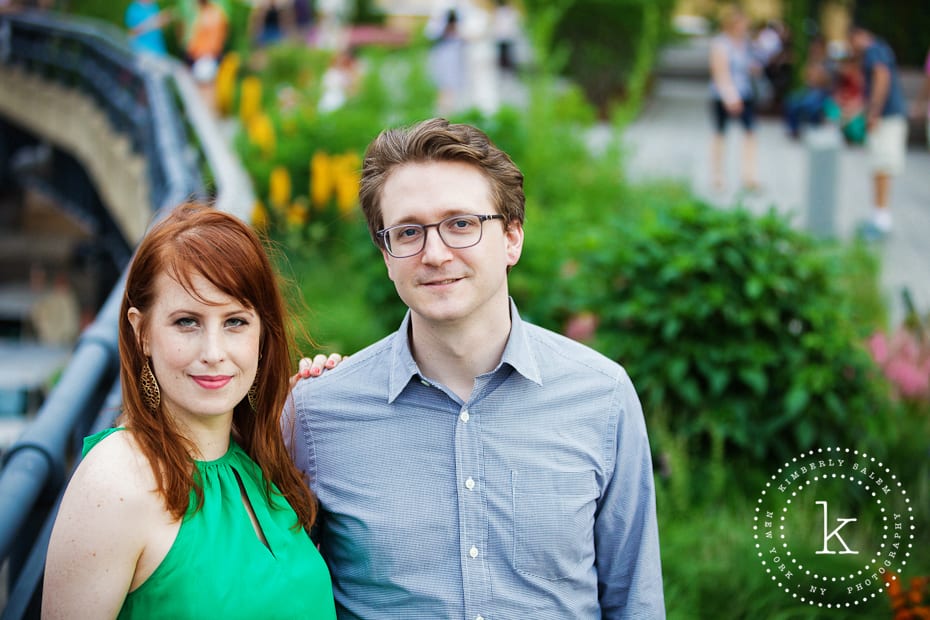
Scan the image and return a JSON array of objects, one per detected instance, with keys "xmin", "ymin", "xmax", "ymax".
[{"xmin": 511, "ymin": 469, "xmax": 597, "ymax": 581}]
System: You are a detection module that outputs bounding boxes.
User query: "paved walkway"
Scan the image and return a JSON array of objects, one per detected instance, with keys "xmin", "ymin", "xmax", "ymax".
[{"xmin": 618, "ymin": 38, "xmax": 930, "ymax": 328}]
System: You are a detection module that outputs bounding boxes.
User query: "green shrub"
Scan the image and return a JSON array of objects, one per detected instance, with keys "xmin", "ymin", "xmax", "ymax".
[
  {"xmin": 522, "ymin": 0, "xmax": 677, "ymax": 118},
  {"xmin": 530, "ymin": 199, "xmax": 893, "ymax": 462}
]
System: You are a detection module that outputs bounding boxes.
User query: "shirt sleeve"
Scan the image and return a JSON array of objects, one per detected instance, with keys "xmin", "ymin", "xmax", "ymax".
[
  {"xmin": 595, "ymin": 368, "xmax": 666, "ymax": 619},
  {"xmin": 282, "ymin": 388, "xmax": 314, "ymax": 490}
]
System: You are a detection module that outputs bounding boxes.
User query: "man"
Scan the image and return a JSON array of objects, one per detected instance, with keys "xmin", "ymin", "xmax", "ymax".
[
  {"xmin": 288, "ymin": 118, "xmax": 665, "ymax": 618},
  {"xmin": 849, "ymin": 25, "xmax": 907, "ymax": 237}
]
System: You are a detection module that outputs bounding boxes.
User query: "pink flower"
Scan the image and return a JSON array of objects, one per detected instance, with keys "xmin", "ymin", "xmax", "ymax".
[
  {"xmin": 884, "ymin": 358, "xmax": 930, "ymax": 398},
  {"xmin": 564, "ymin": 312, "xmax": 598, "ymax": 342},
  {"xmin": 867, "ymin": 327, "xmax": 930, "ymax": 402},
  {"xmin": 868, "ymin": 332, "xmax": 889, "ymax": 365}
]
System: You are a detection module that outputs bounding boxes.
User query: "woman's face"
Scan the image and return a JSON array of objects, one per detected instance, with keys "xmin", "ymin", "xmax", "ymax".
[{"xmin": 129, "ymin": 271, "xmax": 261, "ymax": 429}]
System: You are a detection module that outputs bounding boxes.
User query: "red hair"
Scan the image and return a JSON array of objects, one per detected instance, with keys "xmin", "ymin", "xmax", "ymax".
[{"xmin": 118, "ymin": 203, "xmax": 317, "ymax": 531}]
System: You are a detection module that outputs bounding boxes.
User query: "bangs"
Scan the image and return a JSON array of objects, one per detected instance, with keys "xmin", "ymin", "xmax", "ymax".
[{"xmin": 160, "ymin": 225, "xmax": 262, "ymax": 310}]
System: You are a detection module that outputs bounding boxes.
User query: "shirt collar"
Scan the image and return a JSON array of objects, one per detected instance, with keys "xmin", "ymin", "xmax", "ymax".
[{"xmin": 386, "ymin": 298, "xmax": 543, "ymax": 403}]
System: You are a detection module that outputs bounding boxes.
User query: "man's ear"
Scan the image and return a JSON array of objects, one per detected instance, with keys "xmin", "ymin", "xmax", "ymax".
[
  {"xmin": 380, "ymin": 248, "xmax": 398, "ymax": 283},
  {"xmin": 504, "ymin": 220, "xmax": 524, "ymax": 268},
  {"xmin": 127, "ymin": 307, "xmax": 148, "ymax": 356}
]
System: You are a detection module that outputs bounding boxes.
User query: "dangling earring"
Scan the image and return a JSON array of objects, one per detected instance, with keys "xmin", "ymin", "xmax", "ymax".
[
  {"xmin": 141, "ymin": 360, "xmax": 161, "ymax": 412},
  {"xmin": 247, "ymin": 368, "xmax": 259, "ymax": 412}
]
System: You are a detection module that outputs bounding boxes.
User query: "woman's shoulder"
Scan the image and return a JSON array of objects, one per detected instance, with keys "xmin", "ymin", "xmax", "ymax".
[{"xmin": 74, "ymin": 428, "xmax": 160, "ymax": 508}]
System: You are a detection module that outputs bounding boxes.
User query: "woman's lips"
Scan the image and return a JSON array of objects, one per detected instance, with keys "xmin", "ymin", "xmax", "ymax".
[{"xmin": 191, "ymin": 375, "xmax": 232, "ymax": 389}]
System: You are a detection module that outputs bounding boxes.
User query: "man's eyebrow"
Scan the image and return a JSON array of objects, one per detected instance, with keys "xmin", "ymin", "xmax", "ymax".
[{"xmin": 386, "ymin": 210, "xmax": 475, "ymax": 226}]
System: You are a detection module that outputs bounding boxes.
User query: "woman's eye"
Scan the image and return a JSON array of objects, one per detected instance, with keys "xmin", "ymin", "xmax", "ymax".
[
  {"xmin": 226, "ymin": 317, "xmax": 248, "ymax": 328},
  {"xmin": 176, "ymin": 317, "xmax": 197, "ymax": 328}
]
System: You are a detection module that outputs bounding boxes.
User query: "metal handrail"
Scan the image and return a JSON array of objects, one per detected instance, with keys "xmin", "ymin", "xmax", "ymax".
[{"xmin": 0, "ymin": 9, "xmax": 208, "ymax": 616}]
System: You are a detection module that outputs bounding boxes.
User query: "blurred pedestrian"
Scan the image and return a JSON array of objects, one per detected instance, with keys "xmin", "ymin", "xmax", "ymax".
[
  {"xmin": 318, "ymin": 47, "xmax": 360, "ymax": 113},
  {"xmin": 709, "ymin": 5, "xmax": 761, "ymax": 192},
  {"xmin": 783, "ymin": 35, "xmax": 832, "ymax": 139},
  {"xmin": 824, "ymin": 52, "xmax": 866, "ymax": 145},
  {"xmin": 125, "ymin": 0, "xmax": 171, "ymax": 57},
  {"xmin": 427, "ymin": 8, "xmax": 467, "ymax": 116},
  {"xmin": 754, "ymin": 19, "xmax": 791, "ymax": 113},
  {"xmin": 247, "ymin": 0, "xmax": 297, "ymax": 46},
  {"xmin": 186, "ymin": 0, "xmax": 229, "ymax": 113},
  {"xmin": 849, "ymin": 24, "xmax": 907, "ymax": 237},
  {"xmin": 492, "ymin": 0, "xmax": 520, "ymax": 74}
]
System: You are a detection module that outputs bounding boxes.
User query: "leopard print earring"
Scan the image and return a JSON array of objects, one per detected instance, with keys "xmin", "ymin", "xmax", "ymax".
[
  {"xmin": 247, "ymin": 367, "xmax": 259, "ymax": 412},
  {"xmin": 141, "ymin": 360, "xmax": 161, "ymax": 411}
]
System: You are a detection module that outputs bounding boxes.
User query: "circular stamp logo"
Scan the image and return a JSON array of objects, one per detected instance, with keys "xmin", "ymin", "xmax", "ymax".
[{"xmin": 753, "ymin": 447, "xmax": 916, "ymax": 609}]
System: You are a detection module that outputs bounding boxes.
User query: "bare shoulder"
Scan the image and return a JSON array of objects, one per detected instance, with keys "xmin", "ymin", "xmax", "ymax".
[
  {"xmin": 71, "ymin": 430, "xmax": 159, "ymax": 506},
  {"xmin": 53, "ymin": 430, "xmax": 165, "ymax": 551}
]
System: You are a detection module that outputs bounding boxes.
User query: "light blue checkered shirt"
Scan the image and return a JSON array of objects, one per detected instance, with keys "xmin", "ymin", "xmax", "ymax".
[{"xmin": 288, "ymin": 300, "xmax": 665, "ymax": 619}]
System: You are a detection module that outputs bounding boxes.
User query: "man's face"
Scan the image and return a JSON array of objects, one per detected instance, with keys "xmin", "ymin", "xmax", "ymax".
[{"xmin": 378, "ymin": 161, "xmax": 523, "ymax": 330}]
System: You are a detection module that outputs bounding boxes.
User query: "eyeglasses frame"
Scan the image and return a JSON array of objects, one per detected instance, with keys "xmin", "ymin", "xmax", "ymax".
[{"xmin": 375, "ymin": 213, "xmax": 506, "ymax": 258}]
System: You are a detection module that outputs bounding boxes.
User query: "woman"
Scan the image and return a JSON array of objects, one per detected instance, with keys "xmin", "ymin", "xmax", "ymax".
[
  {"xmin": 709, "ymin": 5, "xmax": 761, "ymax": 192},
  {"xmin": 43, "ymin": 204, "xmax": 337, "ymax": 618},
  {"xmin": 186, "ymin": 0, "xmax": 228, "ymax": 111}
]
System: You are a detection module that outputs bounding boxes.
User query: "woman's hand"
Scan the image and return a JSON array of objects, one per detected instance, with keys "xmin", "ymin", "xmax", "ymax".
[{"xmin": 289, "ymin": 353, "xmax": 346, "ymax": 390}]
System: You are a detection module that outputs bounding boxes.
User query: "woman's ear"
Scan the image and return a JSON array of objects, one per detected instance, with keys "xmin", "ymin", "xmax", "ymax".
[{"xmin": 127, "ymin": 307, "xmax": 148, "ymax": 356}]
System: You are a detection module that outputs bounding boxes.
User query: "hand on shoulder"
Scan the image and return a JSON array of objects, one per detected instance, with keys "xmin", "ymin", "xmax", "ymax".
[{"xmin": 289, "ymin": 352, "xmax": 347, "ymax": 389}]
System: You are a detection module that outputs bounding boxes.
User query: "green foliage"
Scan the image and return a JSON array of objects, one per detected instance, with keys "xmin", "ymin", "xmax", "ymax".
[
  {"xmin": 528, "ymin": 199, "xmax": 892, "ymax": 462},
  {"xmin": 522, "ymin": 0, "xmax": 677, "ymax": 118},
  {"xmin": 653, "ymin": 402, "xmax": 930, "ymax": 619},
  {"xmin": 347, "ymin": 0, "xmax": 386, "ymax": 25}
]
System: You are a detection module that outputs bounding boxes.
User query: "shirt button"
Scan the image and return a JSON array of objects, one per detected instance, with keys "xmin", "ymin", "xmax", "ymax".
[
  {"xmin": 476, "ymin": 616, "xmax": 485, "ymax": 620},
  {"xmin": 465, "ymin": 477, "xmax": 475, "ymax": 490},
  {"xmin": 460, "ymin": 409, "xmax": 470, "ymax": 423},
  {"xmin": 469, "ymin": 546, "xmax": 479, "ymax": 558}
]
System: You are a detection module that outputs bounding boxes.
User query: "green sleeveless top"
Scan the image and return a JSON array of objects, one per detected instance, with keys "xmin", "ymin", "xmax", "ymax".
[{"xmin": 83, "ymin": 428, "xmax": 336, "ymax": 619}]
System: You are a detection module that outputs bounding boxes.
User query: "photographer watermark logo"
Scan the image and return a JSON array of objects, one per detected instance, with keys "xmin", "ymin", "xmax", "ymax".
[{"xmin": 753, "ymin": 447, "xmax": 915, "ymax": 609}]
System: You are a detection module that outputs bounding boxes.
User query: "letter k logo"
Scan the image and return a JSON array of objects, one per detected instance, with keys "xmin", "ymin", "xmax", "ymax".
[{"xmin": 814, "ymin": 501, "xmax": 859, "ymax": 555}]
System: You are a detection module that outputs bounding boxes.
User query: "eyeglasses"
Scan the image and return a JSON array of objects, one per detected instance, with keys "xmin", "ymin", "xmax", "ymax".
[{"xmin": 376, "ymin": 214, "xmax": 505, "ymax": 258}]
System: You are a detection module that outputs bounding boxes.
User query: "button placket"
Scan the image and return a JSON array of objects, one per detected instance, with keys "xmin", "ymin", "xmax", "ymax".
[{"xmin": 455, "ymin": 401, "xmax": 490, "ymax": 616}]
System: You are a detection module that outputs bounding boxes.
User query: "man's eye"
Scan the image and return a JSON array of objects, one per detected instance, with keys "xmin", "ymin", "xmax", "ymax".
[
  {"xmin": 398, "ymin": 227, "xmax": 422, "ymax": 239},
  {"xmin": 445, "ymin": 217, "xmax": 476, "ymax": 232}
]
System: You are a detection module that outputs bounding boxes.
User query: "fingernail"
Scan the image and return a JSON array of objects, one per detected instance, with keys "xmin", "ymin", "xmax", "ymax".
[
  {"xmin": 311, "ymin": 367, "xmax": 322, "ymax": 376},
  {"xmin": 300, "ymin": 369, "xmax": 311, "ymax": 378},
  {"xmin": 325, "ymin": 360, "xmax": 335, "ymax": 368}
]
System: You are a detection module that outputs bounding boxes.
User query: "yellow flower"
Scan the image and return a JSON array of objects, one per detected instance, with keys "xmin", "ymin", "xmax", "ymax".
[
  {"xmin": 332, "ymin": 153, "xmax": 360, "ymax": 215},
  {"xmin": 269, "ymin": 166, "xmax": 292, "ymax": 208},
  {"xmin": 310, "ymin": 152, "xmax": 334, "ymax": 209},
  {"xmin": 251, "ymin": 200, "xmax": 268, "ymax": 229},
  {"xmin": 239, "ymin": 76, "xmax": 262, "ymax": 126},
  {"xmin": 247, "ymin": 113, "xmax": 276, "ymax": 158},
  {"xmin": 286, "ymin": 201, "xmax": 308, "ymax": 227},
  {"xmin": 215, "ymin": 52, "xmax": 240, "ymax": 116}
]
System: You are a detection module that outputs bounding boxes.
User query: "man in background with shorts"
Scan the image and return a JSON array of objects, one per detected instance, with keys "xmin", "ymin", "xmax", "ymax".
[{"xmin": 849, "ymin": 24, "xmax": 907, "ymax": 237}]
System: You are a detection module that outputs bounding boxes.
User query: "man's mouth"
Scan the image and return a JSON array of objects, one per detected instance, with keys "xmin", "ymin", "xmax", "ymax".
[{"xmin": 423, "ymin": 277, "xmax": 462, "ymax": 286}]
